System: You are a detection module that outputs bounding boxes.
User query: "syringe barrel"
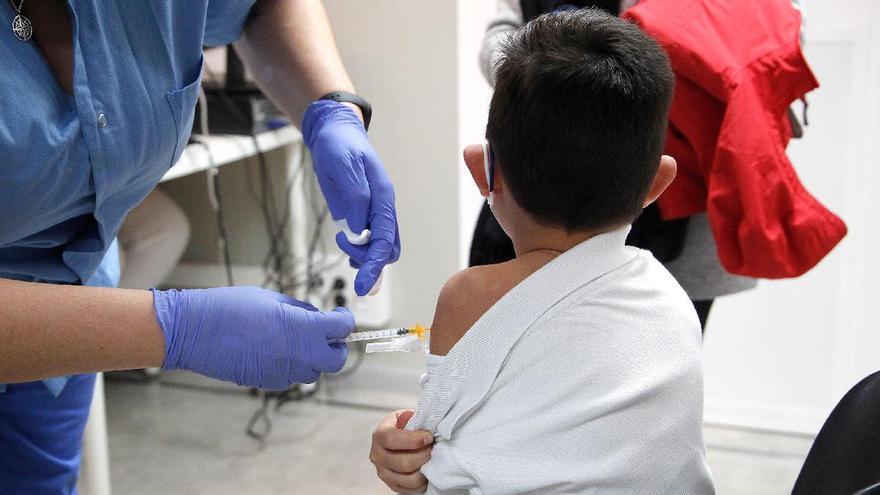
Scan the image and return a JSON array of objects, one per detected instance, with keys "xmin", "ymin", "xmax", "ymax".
[{"xmin": 339, "ymin": 327, "xmax": 408, "ymax": 343}]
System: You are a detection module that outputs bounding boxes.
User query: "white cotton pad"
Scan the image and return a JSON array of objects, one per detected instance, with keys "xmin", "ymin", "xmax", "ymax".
[{"xmin": 335, "ymin": 219, "xmax": 371, "ymax": 245}]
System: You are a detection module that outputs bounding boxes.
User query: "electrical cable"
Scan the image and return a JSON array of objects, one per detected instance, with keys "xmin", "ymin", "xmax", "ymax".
[
  {"xmin": 201, "ymin": 53, "xmax": 362, "ymax": 440},
  {"xmin": 203, "ymin": 64, "xmax": 298, "ymax": 293},
  {"xmin": 245, "ymin": 381, "xmax": 321, "ymax": 441},
  {"xmin": 194, "ymin": 86, "xmax": 235, "ymax": 286}
]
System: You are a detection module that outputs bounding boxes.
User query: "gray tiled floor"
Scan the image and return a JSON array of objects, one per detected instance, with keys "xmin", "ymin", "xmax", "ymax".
[{"xmin": 103, "ymin": 352, "xmax": 814, "ymax": 494}]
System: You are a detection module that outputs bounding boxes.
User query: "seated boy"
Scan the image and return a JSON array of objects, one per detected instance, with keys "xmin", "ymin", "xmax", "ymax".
[{"xmin": 379, "ymin": 9, "xmax": 714, "ymax": 494}]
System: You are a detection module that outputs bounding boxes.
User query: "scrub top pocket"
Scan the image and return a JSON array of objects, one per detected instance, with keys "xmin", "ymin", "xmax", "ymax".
[{"xmin": 165, "ymin": 56, "xmax": 204, "ymax": 169}]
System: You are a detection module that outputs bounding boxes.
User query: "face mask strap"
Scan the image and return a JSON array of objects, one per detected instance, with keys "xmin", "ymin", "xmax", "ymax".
[{"xmin": 483, "ymin": 142, "xmax": 495, "ymax": 193}]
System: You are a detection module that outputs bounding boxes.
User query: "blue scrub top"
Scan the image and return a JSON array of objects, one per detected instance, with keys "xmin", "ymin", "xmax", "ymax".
[
  {"xmin": 0, "ymin": 0, "xmax": 257, "ymax": 391},
  {"xmin": 0, "ymin": 0, "xmax": 256, "ymax": 284}
]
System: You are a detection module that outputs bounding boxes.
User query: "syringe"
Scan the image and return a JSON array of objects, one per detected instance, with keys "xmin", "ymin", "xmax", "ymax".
[{"xmin": 333, "ymin": 324, "xmax": 428, "ymax": 344}]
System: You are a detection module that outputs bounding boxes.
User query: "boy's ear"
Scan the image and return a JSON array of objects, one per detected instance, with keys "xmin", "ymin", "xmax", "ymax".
[
  {"xmin": 463, "ymin": 144, "xmax": 490, "ymax": 197},
  {"xmin": 642, "ymin": 155, "xmax": 677, "ymax": 207}
]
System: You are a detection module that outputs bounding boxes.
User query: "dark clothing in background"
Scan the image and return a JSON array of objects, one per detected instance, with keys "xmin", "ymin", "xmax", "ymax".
[
  {"xmin": 469, "ymin": 202, "xmax": 516, "ymax": 268},
  {"xmin": 692, "ymin": 299, "xmax": 713, "ymax": 333},
  {"xmin": 793, "ymin": 371, "xmax": 880, "ymax": 495},
  {"xmin": 626, "ymin": 203, "xmax": 688, "ymax": 264},
  {"xmin": 470, "ymin": 202, "xmax": 687, "ymax": 265},
  {"xmin": 520, "ymin": 0, "xmax": 620, "ymax": 19}
]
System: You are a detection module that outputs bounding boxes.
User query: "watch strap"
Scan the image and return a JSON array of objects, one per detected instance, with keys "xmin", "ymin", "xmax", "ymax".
[{"xmin": 319, "ymin": 91, "xmax": 372, "ymax": 131}]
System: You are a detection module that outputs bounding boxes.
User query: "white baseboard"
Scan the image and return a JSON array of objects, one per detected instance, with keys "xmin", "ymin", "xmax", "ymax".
[{"xmin": 704, "ymin": 397, "xmax": 829, "ymax": 436}]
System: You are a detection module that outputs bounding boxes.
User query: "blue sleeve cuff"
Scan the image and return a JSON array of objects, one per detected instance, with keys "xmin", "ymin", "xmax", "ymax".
[{"xmin": 204, "ymin": 0, "xmax": 258, "ymax": 47}]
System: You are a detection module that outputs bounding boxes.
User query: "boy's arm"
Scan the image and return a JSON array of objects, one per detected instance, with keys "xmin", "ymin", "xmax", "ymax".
[
  {"xmin": 373, "ymin": 263, "xmax": 532, "ymax": 491},
  {"xmin": 368, "ymin": 269, "xmax": 494, "ymax": 491},
  {"xmin": 368, "ymin": 270, "xmax": 496, "ymax": 492}
]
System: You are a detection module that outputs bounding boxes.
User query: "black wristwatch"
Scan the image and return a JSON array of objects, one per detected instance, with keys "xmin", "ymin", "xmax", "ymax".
[{"xmin": 319, "ymin": 91, "xmax": 373, "ymax": 131}]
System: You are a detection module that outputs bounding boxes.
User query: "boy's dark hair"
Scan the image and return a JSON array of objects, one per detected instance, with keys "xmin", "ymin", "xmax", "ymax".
[{"xmin": 486, "ymin": 9, "xmax": 674, "ymax": 231}]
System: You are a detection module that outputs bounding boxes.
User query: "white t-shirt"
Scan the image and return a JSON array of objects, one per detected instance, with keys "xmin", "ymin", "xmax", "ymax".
[{"xmin": 408, "ymin": 227, "xmax": 714, "ymax": 494}]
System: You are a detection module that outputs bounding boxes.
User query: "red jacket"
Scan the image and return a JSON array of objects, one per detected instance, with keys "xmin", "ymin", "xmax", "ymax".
[{"xmin": 625, "ymin": 0, "xmax": 847, "ymax": 278}]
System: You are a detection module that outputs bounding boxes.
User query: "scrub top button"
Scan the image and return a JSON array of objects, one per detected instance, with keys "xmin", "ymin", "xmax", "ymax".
[{"xmin": 97, "ymin": 113, "xmax": 108, "ymax": 128}]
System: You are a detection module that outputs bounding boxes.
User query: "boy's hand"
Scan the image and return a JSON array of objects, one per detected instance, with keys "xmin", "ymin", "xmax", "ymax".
[{"xmin": 370, "ymin": 410, "xmax": 433, "ymax": 493}]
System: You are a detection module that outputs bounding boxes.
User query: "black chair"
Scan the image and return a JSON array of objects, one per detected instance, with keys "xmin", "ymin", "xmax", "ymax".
[{"xmin": 792, "ymin": 370, "xmax": 880, "ymax": 494}]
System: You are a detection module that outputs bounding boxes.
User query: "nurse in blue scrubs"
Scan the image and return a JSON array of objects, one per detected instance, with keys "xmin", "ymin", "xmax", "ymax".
[{"xmin": 0, "ymin": 1, "xmax": 400, "ymax": 492}]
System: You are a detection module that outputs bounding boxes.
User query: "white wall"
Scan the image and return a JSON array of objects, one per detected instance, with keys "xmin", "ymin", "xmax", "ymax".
[
  {"xmin": 322, "ymin": 0, "xmax": 460, "ymax": 326},
  {"xmin": 167, "ymin": 2, "xmax": 495, "ymax": 327},
  {"xmin": 702, "ymin": 0, "xmax": 880, "ymax": 434},
  {"xmin": 322, "ymin": 0, "xmax": 495, "ymax": 325},
  {"xmin": 456, "ymin": 0, "xmax": 496, "ymax": 267}
]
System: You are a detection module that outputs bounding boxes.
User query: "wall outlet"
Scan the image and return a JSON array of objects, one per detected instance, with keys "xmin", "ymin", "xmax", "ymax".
[{"xmin": 310, "ymin": 255, "xmax": 392, "ymax": 329}]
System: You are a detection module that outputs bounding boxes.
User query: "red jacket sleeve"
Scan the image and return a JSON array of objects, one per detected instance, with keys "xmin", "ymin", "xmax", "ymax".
[{"xmin": 707, "ymin": 52, "xmax": 846, "ymax": 278}]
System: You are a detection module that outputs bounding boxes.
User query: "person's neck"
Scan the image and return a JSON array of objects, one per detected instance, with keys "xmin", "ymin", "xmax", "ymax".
[{"xmin": 509, "ymin": 220, "xmax": 622, "ymax": 258}]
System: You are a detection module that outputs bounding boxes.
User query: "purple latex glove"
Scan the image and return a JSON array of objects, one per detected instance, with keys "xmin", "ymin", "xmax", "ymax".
[
  {"xmin": 152, "ymin": 287, "xmax": 353, "ymax": 390},
  {"xmin": 302, "ymin": 100, "xmax": 401, "ymax": 296}
]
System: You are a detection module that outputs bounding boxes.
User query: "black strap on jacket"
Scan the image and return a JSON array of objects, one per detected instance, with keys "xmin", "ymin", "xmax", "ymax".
[{"xmin": 519, "ymin": 0, "xmax": 620, "ymax": 22}]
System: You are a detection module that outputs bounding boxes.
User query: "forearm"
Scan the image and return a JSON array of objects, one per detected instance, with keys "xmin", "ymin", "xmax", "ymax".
[
  {"xmin": 235, "ymin": 0, "xmax": 357, "ymax": 125},
  {"xmin": 0, "ymin": 279, "xmax": 165, "ymax": 383}
]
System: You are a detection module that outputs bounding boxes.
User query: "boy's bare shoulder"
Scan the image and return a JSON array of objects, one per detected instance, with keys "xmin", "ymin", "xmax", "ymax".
[
  {"xmin": 430, "ymin": 261, "xmax": 532, "ymax": 356},
  {"xmin": 429, "ymin": 265, "xmax": 506, "ymax": 356}
]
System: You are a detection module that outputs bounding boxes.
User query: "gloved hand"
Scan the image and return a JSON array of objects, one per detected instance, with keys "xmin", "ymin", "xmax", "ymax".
[
  {"xmin": 152, "ymin": 286, "xmax": 353, "ymax": 390},
  {"xmin": 302, "ymin": 100, "xmax": 401, "ymax": 296}
]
